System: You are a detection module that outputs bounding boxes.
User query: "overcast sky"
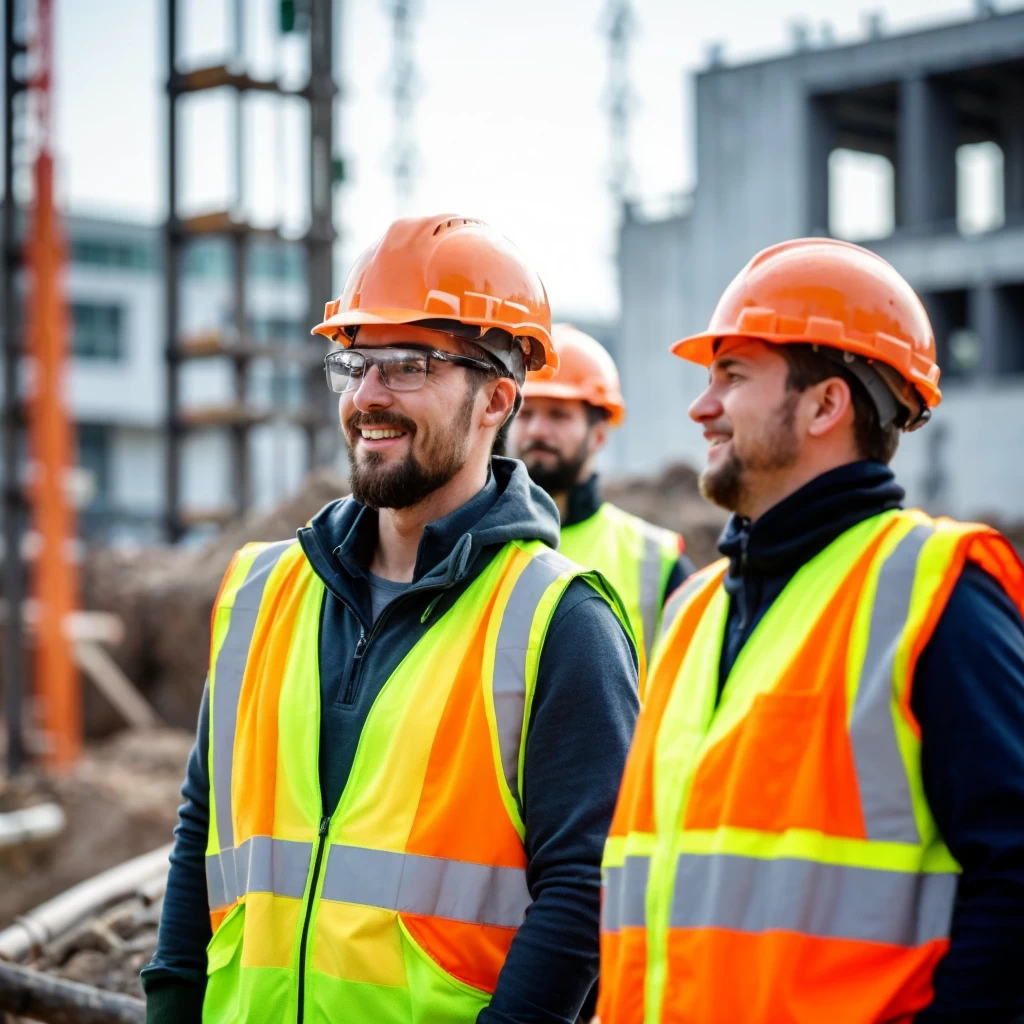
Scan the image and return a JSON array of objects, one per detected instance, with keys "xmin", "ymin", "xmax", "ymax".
[{"xmin": 19, "ymin": 0, "xmax": 1014, "ymax": 318}]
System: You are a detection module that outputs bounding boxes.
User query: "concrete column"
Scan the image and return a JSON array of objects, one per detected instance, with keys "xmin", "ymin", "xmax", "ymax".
[
  {"xmin": 969, "ymin": 284, "xmax": 1024, "ymax": 377},
  {"xmin": 805, "ymin": 97, "xmax": 834, "ymax": 236},
  {"xmin": 921, "ymin": 292, "xmax": 955, "ymax": 372},
  {"xmin": 899, "ymin": 76, "xmax": 958, "ymax": 230},
  {"xmin": 1003, "ymin": 85, "xmax": 1024, "ymax": 222}
]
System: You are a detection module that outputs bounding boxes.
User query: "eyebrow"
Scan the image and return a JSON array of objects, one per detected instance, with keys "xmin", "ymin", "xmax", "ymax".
[{"xmin": 713, "ymin": 356, "xmax": 746, "ymax": 373}]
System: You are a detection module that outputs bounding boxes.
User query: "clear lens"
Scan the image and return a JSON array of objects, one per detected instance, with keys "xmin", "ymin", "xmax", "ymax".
[{"xmin": 325, "ymin": 348, "xmax": 430, "ymax": 394}]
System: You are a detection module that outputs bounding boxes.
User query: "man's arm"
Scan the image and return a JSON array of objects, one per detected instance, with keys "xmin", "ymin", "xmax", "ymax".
[
  {"xmin": 913, "ymin": 562, "xmax": 1024, "ymax": 1024},
  {"xmin": 480, "ymin": 579, "xmax": 640, "ymax": 1024},
  {"xmin": 141, "ymin": 686, "xmax": 213, "ymax": 1022}
]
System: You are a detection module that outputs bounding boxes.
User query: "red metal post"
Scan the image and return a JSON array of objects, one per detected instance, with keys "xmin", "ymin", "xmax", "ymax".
[{"xmin": 25, "ymin": 0, "xmax": 80, "ymax": 770}]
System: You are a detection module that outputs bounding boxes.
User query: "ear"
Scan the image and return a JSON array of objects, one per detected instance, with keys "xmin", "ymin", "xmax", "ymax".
[
  {"xmin": 590, "ymin": 420, "xmax": 609, "ymax": 454},
  {"xmin": 805, "ymin": 377, "xmax": 854, "ymax": 439},
  {"xmin": 480, "ymin": 377, "xmax": 518, "ymax": 431}
]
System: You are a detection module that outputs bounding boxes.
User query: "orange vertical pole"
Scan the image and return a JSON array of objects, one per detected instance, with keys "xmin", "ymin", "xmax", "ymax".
[{"xmin": 25, "ymin": 0, "xmax": 80, "ymax": 771}]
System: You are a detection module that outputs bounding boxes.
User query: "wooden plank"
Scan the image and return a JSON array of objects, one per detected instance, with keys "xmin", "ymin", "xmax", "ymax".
[{"xmin": 73, "ymin": 642, "xmax": 159, "ymax": 730}]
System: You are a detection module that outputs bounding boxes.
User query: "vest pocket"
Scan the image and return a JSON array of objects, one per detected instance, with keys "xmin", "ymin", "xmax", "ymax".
[
  {"xmin": 204, "ymin": 902, "xmax": 245, "ymax": 1022},
  {"xmin": 397, "ymin": 914, "xmax": 493, "ymax": 1023}
]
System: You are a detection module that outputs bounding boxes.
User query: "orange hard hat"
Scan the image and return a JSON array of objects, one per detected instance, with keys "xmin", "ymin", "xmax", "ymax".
[
  {"xmin": 522, "ymin": 324, "xmax": 626, "ymax": 426},
  {"xmin": 673, "ymin": 238, "xmax": 941, "ymax": 429},
  {"xmin": 312, "ymin": 213, "xmax": 555, "ymax": 376}
]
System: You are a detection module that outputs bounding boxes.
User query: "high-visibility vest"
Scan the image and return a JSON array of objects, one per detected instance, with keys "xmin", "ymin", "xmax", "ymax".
[
  {"xmin": 599, "ymin": 508, "xmax": 1024, "ymax": 1024},
  {"xmin": 203, "ymin": 536, "xmax": 617, "ymax": 1023},
  {"xmin": 559, "ymin": 502, "xmax": 682, "ymax": 687}
]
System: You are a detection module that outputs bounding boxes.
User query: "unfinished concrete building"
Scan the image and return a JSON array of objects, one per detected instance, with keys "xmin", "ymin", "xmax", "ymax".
[{"xmin": 619, "ymin": 6, "xmax": 1024, "ymax": 520}]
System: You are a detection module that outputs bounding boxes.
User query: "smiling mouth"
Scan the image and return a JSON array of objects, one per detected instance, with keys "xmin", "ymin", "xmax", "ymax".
[{"xmin": 360, "ymin": 428, "xmax": 406, "ymax": 440}]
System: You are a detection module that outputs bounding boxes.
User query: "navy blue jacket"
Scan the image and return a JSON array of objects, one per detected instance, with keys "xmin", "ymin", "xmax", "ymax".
[
  {"xmin": 562, "ymin": 474, "xmax": 696, "ymax": 598},
  {"xmin": 142, "ymin": 457, "xmax": 640, "ymax": 1024},
  {"xmin": 717, "ymin": 461, "xmax": 1024, "ymax": 1023}
]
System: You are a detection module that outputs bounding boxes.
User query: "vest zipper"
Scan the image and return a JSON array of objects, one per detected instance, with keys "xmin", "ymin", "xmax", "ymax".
[
  {"xmin": 339, "ymin": 579, "xmax": 454, "ymax": 706},
  {"xmin": 340, "ymin": 629, "xmax": 367, "ymax": 705},
  {"xmin": 296, "ymin": 814, "xmax": 331, "ymax": 1024}
]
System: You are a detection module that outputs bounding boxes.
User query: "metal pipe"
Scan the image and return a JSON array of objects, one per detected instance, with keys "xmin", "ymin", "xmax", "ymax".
[
  {"xmin": 163, "ymin": 0, "xmax": 181, "ymax": 541},
  {"xmin": 3, "ymin": 0, "xmax": 27, "ymax": 776},
  {"xmin": 0, "ymin": 801, "xmax": 65, "ymax": 849},
  {"xmin": 0, "ymin": 843, "xmax": 171, "ymax": 963}
]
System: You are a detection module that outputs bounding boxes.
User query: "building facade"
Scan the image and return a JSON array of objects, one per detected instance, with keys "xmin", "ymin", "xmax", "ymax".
[
  {"xmin": 618, "ymin": 7, "xmax": 1024, "ymax": 521},
  {"xmin": 56, "ymin": 214, "xmax": 324, "ymax": 544}
]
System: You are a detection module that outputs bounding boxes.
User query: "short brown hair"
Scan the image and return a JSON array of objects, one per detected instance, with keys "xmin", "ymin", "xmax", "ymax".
[{"xmin": 778, "ymin": 344, "xmax": 901, "ymax": 464}]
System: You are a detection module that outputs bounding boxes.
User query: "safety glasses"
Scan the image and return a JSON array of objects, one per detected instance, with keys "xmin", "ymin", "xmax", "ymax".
[{"xmin": 324, "ymin": 346, "xmax": 497, "ymax": 394}]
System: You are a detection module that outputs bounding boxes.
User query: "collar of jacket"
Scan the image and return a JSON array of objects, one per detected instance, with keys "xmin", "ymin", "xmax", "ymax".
[
  {"xmin": 717, "ymin": 459, "xmax": 906, "ymax": 582},
  {"xmin": 563, "ymin": 473, "xmax": 604, "ymax": 528},
  {"xmin": 297, "ymin": 456, "xmax": 561, "ymax": 607}
]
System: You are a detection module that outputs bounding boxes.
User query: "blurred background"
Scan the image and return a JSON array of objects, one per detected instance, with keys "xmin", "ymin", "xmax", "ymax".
[{"xmin": 1, "ymin": 0, "xmax": 1023, "ymax": 1007}]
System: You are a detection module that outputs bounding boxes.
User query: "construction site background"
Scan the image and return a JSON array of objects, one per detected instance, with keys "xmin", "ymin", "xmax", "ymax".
[{"xmin": 3, "ymin": 0, "xmax": 1024, "ymax": 1018}]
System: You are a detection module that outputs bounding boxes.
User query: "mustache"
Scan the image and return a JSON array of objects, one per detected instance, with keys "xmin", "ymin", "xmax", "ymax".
[
  {"xmin": 346, "ymin": 411, "xmax": 417, "ymax": 436},
  {"xmin": 520, "ymin": 442, "xmax": 562, "ymax": 456}
]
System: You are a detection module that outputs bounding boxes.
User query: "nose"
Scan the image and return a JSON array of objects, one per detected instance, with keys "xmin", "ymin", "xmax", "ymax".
[
  {"xmin": 350, "ymin": 362, "xmax": 393, "ymax": 412},
  {"xmin": 688, "ymin": 383, "xmax": 723, "ymax": 424}
]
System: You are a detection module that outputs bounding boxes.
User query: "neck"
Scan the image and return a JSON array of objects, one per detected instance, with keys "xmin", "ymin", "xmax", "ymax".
[
  {"xmin": 553, "ymin": 491, "xmax": 570, "ymax": 520},
  {"xmin": 740, "ymin": 451, "xmax": 861, "ymax": 523},
  {"xmin": 369, "ymin": 458, "xmax": 490, "ymax": 581}
]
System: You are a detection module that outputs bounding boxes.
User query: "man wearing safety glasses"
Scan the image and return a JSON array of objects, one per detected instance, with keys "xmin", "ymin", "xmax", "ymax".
[{"xmin": 142, "ymin": 214, "xmax": 640, "ymax": 1024}]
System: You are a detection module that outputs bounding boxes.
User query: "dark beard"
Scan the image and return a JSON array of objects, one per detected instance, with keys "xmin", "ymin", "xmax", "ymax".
[
  {"xmin": 519, "ymin": 437, "xmax": 590, "ymax": 496},
  {"xmin": 699, "ymin": 392, "xmax": 800, "ymax": 512},
  {"xmin": 345, "ymin": 388, "xmax": 476, "ymax": 510}
]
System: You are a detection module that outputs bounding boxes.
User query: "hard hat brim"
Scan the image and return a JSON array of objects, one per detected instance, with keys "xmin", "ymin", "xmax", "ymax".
[
  {"xmin": 312, "ymin": 307, "xmax": 556, "ymax": 373},
  {"xmin": 521, "ymin": 380, "xmax": 626, "ymax": 427},
  {"xmin": 671, "ymin": 331, "xmax": 942, "ymax": 409}
]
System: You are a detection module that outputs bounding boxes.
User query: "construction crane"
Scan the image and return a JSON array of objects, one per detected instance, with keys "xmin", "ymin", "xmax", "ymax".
[
  {"xmin": 386, "ymin": 0, "xmax": 419, "ymax": 214},
  {"xmin": 602, "ymin": 0, "xmax": 637, "ymax": 211}
]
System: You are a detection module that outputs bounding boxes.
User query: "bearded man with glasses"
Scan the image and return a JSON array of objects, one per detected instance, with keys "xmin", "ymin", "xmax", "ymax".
[{"xmin": 142, "ymin": 214, "xmax": 641, "ymax": 1024}]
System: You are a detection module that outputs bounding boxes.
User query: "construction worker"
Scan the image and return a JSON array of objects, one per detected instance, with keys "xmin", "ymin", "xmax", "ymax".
[
  {"xmin": 141, "ymin": 215, "xmax": 641, "ymax": 1024},
  {"xmin": 597, "ymin": 238, "xmax": 1024, "ymax": 1024},
  {"xmin": 509, "ymin": 324, "xmax": 694, "ymax": 686}
]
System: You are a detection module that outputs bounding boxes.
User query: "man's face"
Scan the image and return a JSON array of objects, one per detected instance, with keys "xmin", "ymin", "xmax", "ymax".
[
  {"xmin": 687, "ymin": 338, "xmax": 800, "ymax": 514},
  {"xmin": 338, "ymin": 324, "xmax": 495, "ymax": 509},
  {"xmin": 509, "ymin": 397, "xmax": 603, "ymax": 495}
]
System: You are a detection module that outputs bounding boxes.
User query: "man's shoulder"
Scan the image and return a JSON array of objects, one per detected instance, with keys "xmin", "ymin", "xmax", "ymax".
[{"xmin": 600, "ymin": 502, "xmax": 683, "ymax": 551}]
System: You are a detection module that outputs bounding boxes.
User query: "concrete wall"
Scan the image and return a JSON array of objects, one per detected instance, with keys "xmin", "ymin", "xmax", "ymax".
[
  {"xmin": 616, "ymin": 9, "xmax": 1024, "ymax": 520},
  {"xmin": 894, "ymin": 381, "xmax": 1024, "ymax": 521},
  {"xmin": 615, "ymin": 209, "xmax": 710, "ymax": 475}
]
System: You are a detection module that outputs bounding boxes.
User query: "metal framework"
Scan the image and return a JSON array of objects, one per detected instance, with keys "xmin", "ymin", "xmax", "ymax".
[
  {"xmin": 387, "ymin": 0, "xmax": 418, "ymax": 214},
  {"xmin": 3, "ymin": 0, "xmax": 80, "ymax": 773},
  {"xmin": 602, "ymin": 0, "xmax": 637, "ymax": 208},
  {"xmin": 164, "ymin": 0, "xmax": 339, "ymax": 540},
  {"xmin": 2, "ymin": 0, "xmax": 28, "ymax": 774}
]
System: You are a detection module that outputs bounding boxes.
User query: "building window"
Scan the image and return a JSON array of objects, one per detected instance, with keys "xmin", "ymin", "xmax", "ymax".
[
  {"xmin": 70, "ymin": 238, "xmax": 156, "ymax": 271},
  {"xmin": 72, "ymin": 302, "xmax": 125, "ymax": 361},
  {"xmin": 76, "ymin": 424, "xmax": 111, "ymax": 506}
]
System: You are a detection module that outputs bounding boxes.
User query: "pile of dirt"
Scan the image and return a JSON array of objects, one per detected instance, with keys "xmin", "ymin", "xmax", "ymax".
[
  {"xmin": 76, "ymin": 469, "xmax": 351, "ymax": 734},
  {"xmin": 0, "ymin": 728, "xmax": 192, "ymax": 928}
]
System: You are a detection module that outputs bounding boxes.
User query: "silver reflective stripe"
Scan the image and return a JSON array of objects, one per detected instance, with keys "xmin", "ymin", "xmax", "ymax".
[
  {"xmin": 320, "ymin": 845, "xmax": 531, "ymax": 929},
  {"xmin": 658, "ymin": 570, "xmax": 711, "ymax": 645},
  {"xmin": 638, "ymin": 530, "xmax": 665, "ymax": 659},
  {"xmin": 670, "ymin": 854, "xmax": 957, "ymax": 947},
  {"xmin": 211, "ymin": 540, "xmax": 294, "ymax": 853},
  {"xmin": 492, "ymin": 549, "xmax": 573, "ymax": 815},
  {"xmin": 602, "ymin": 854, "xmax": 651, "ymax": 932},
  {"xmin": 206, "ymin": 836, "xmax": 313, "ymax": 908},
  {"xmin": 851, "ymin": 524, "xmax": 934, "ymax": 843}
]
